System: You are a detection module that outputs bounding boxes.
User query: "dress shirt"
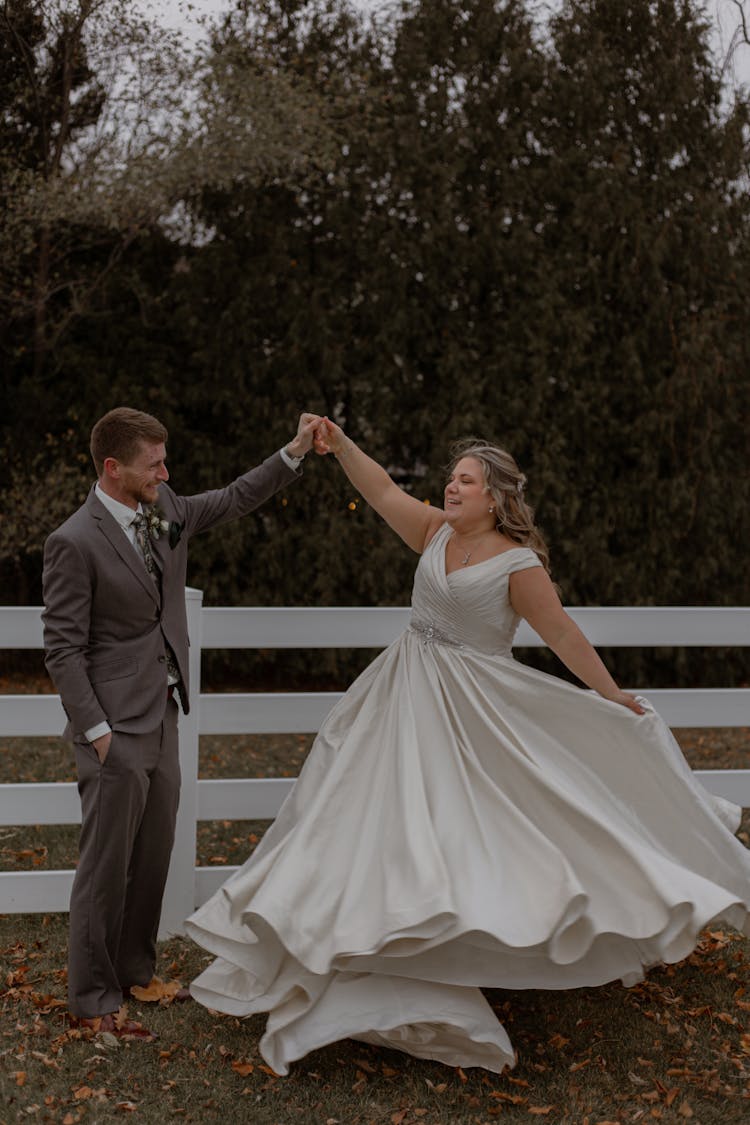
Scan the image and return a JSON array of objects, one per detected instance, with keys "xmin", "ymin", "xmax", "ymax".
[{"xmin": 280, "ymin": 446, "xmax": 304, "ymax": 470}]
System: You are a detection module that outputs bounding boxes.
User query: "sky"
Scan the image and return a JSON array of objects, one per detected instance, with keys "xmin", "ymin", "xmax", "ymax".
[{"xmin": 142, "ymin": 0, "xmax": 750, "ymax": 90}]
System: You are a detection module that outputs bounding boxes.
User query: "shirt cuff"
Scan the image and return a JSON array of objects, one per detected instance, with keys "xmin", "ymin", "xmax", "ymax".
[
  {"xmin": 280, "ymin": 446, "xmax": 304, "ymax": 471},
  {"xmin": 85, "ymin": 720, "xmax": 112, "ymax": 743}
]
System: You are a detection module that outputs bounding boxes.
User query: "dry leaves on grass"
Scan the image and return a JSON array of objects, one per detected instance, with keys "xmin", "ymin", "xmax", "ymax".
[{"xmin": 128, "ymin": 976, "xmax": 186, "ymax": 1004}]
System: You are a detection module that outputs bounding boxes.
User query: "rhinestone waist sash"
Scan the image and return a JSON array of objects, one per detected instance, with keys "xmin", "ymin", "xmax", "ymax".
[
  {"xmin": 409, "ymin": 618, "xmax": 465, "ymax": 650},
  {"xmin": 408, "ymin": 617, "xmax": 514, "ymax": 658}
]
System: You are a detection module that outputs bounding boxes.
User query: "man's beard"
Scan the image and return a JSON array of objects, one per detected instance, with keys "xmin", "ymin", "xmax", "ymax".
[{"xmin": 132, "ymin": 482, "xmax": 159, "ymax": 506}]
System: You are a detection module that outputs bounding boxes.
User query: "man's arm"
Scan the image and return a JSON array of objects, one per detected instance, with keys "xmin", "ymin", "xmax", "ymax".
[
  {"xmin": 42, "ymin": 533, "xmax": 108, "ymax": 737},
  {"xmin": 176, "ymin": 414, "xmax": 320, "ymax": 539}
]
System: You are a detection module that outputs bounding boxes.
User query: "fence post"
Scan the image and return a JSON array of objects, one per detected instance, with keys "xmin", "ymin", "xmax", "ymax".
[{"xmin": 158, "ymin": 587, "xmax": 203, "ymax": 937}]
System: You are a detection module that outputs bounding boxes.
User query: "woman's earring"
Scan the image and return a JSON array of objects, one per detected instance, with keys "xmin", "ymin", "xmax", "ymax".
[{"xmin": 488, "ymin": 507, "xmax": 494, "ymax": 513}]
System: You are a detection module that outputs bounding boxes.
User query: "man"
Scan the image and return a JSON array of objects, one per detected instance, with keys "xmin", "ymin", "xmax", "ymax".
[{"xmin": 42, "ymin": 407, "xmax": 319, "ymax": 1036}]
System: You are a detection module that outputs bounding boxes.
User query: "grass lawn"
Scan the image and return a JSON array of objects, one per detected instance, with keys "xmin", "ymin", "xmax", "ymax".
[{"xmin": 1, "ymin": 727, "xmax": 749, "ymax": 1124}]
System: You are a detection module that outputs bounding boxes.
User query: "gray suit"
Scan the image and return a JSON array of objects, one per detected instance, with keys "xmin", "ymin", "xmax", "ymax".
[{"xmin": 42, "ymin": 451, "xmax": 298, "ymax": 1016}]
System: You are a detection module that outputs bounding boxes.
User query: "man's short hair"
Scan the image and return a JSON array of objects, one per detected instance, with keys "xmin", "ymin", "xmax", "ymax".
[{"xmin": 90, "ymin": 408, "xmax": 168, "ymax": 475}]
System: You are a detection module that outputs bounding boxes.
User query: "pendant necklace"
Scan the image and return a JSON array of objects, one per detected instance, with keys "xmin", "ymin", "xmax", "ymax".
[{"xmin": 456, "ymin": 537, "xmax": 482, "ymax": 566}]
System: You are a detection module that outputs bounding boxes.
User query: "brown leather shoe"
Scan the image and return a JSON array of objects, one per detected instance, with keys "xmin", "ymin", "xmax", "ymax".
[{"xmin": 72, "ymin": 1012, "xmax": 158, "ymax": 1040}]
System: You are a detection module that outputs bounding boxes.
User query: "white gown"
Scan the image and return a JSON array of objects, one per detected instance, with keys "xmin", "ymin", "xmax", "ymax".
[{"xmin": 186, "ymin": 523, "xmax": 750, "ymax": 1075}]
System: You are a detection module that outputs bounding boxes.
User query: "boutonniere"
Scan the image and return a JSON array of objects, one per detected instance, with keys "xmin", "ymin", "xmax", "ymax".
[{"xmin": 144, "ymin": 506, "xmax": 170, "ymax": 540}]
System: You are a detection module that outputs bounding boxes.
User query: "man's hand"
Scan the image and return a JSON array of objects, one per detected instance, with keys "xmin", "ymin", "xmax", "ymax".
[
  {"xmin": 91, "ymin": 732, "xmax": 112, "ymax": 764},
  {"xmin": 313, "ymin": 417, "xmax": 346, "ymax": 455},
  {"xmin": 286, "ymin": 413, "xmax": 321, "ymax": 460}
]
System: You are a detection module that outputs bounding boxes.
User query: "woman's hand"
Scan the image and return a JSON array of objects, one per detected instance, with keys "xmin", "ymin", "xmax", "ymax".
[
  {"xmin": 314, "ymin": 417, "xmax": 346, "ymax": 456},
  {"xmin": 604, "ymin": 690, "xmax": 648, "ymax": 715}
]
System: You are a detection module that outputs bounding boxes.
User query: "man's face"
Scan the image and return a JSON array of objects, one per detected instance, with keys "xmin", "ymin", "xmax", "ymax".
[{"xmin": 113, "ymin": 441, "xmax": 169, "ymax": 506}]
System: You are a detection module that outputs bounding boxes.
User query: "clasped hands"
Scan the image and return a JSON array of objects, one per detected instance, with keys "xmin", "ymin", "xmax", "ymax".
[{"xmin": 287, "ymin": 414, "xmax": 346, "ymax": 460}]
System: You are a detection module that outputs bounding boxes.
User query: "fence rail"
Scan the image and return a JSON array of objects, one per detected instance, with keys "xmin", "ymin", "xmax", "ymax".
[{"xmin": 1, "ymin": 598, "xmax": 748, "ymax": 934}]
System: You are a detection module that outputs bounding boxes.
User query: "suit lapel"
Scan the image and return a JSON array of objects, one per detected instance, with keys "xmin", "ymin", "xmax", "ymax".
[{"xmin": 86, "ymin": 489, "xmax": 161, "ymax": 605}]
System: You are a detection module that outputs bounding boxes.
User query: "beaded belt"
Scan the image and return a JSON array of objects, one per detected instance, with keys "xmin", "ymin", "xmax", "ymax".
[{"xmin": 409, "ymin": 619, "xmax": 466, "ymax": 650}]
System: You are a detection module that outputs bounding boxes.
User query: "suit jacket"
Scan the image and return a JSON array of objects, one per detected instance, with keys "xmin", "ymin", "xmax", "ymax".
[{"xmin": 42, "ymin": 451, "xmax": 299, "ymax": 740}]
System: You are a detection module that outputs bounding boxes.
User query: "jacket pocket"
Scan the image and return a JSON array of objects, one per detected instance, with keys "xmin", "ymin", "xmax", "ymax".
[{"xmin": 88, "ymin": 658, "xmax": 138, "ymax": 684}]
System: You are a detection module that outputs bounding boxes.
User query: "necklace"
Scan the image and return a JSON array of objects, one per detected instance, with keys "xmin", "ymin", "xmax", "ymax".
[{"xmin": 453, "ymin": 533, "xmax": 489, "ymax": 566}]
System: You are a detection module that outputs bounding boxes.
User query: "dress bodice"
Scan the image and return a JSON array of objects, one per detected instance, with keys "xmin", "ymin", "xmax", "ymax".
[{"xmin": 409, "ymin": 522, "xmax": 542, "ymax": 656}]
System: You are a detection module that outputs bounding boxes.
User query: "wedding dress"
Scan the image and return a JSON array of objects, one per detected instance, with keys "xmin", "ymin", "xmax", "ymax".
[{"xmin": 186, "ymin": 522, "xmax": 750, "ymax": 1075}]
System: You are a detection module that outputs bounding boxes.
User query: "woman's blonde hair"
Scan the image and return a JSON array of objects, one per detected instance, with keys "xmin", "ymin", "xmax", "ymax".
[{"xmin": 448, "ymin": 439, "xmax": 552, "ymax": 576}]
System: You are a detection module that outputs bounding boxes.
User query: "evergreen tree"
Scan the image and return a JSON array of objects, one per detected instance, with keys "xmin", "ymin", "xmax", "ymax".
[{"xmin": 2, "ymin": 0, "xmax": 748, "ymax": 691}]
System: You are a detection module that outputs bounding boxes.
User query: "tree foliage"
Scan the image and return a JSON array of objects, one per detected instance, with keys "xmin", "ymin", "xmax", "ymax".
[{"xmin": 2, "ymin": 0, "xmax": 749, "ymax": 688}]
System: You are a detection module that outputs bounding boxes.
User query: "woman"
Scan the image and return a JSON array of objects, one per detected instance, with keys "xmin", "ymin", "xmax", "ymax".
[{"xmin": 186, "ymin": 422, "xmax": 749, "ymax": 1076}]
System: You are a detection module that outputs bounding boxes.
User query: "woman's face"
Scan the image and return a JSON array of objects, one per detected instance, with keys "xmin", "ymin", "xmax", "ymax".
[{"xmin": 443, "ymin": 457, "xmax": 492, "ymax": 526}]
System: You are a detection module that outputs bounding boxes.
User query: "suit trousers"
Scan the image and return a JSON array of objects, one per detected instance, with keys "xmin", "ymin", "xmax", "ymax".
[{"xmin": 68, "ymin": 698, "xmax": 180, "ymax": 1017}]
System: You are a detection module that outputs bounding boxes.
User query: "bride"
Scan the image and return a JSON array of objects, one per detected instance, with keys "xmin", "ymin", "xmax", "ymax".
[{"xmin": 186, "ymin": 421, "xmax": 750, "ymax": 1076}]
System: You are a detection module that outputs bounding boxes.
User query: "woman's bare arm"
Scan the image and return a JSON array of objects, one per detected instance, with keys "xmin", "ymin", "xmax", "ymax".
[
  {"xmin": 315, "ymin": 419, "xmax": 445, "ymax": 553},
  {"xmin": 509, "ymin": 566, "xmax": 646, "ymax": 714}
]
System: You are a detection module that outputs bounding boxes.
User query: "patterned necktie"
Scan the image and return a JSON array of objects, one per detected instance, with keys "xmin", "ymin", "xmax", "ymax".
[
  {"xmin": 132, "ymin": 513, "xmax": 160, "ymax": 584},
  {"xmin": 132, "ymin": 512, "xmax": 181, "ymax": 686}
]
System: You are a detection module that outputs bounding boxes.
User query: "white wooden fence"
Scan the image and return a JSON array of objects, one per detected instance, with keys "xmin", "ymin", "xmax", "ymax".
[{"xmin": 1, "ymin": 593, "xmax": 749, "ymax": 936}]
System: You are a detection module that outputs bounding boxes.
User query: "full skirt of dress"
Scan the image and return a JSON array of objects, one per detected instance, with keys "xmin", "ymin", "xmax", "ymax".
[{"xmin": 186, "ymin": 630, "xmax": 750, "ymax": 1075}]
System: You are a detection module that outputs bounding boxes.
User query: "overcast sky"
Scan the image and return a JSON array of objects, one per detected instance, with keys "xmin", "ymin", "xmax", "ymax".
[{"xmin": 142, "ymin": 0, "xmax": 750, "ymax": 90}]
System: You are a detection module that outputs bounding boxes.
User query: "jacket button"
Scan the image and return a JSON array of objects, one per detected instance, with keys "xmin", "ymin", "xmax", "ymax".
[{"xmin": 157, "ymin": 655, "xmax": 166, "ymax": 663}]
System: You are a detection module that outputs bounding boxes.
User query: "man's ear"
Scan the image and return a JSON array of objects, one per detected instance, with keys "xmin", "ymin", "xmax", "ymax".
[{"xmin": 102, "ymin": 456, "xmax": 121, "ymax": 480}]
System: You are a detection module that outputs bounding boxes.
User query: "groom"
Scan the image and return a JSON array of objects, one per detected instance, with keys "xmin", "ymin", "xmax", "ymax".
[{"xmin": 42, "ymin": 406, "xmax": 319, "ymax": 1036}]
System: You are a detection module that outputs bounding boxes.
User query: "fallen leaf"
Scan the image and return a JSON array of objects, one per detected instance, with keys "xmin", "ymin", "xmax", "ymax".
[
  {"xmin": 14, "ymin": 1071, "xmax": 27, "ymax": 1086},
  {"xmin": 678, "ymin": 1103, "xmax": 694, "ymax": 1119},
  {"xmin": 231, "ymin": 1061, "xmax": 254, "ymax": 1076},
  {"xmin": 489, "ymin": 1091, "xmax": 527, "ymax": 1105},
  {"xmin": 129, "ymin": 978, "xmax": 184, "ymax": 1003},
  {"xmin": 528, "ymin": 1107, "xmax": 556, "ymax": 1116},
  {"xmin": 570, "ymin": 1058, "xmax": 591, "ymax": 1072},
  {"xmin": 31, "ymin": 994, "xmax": 66, "ymax": 1012}
]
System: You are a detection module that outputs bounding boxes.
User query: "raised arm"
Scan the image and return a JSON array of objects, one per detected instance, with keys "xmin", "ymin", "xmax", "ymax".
[
  {"xmin": 315, "ymin": 418, "xmax": 445, "ymax": 553},
  {"xmin": 509, "ymin": 566, "xmax": 646, "ymax": 715}
]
